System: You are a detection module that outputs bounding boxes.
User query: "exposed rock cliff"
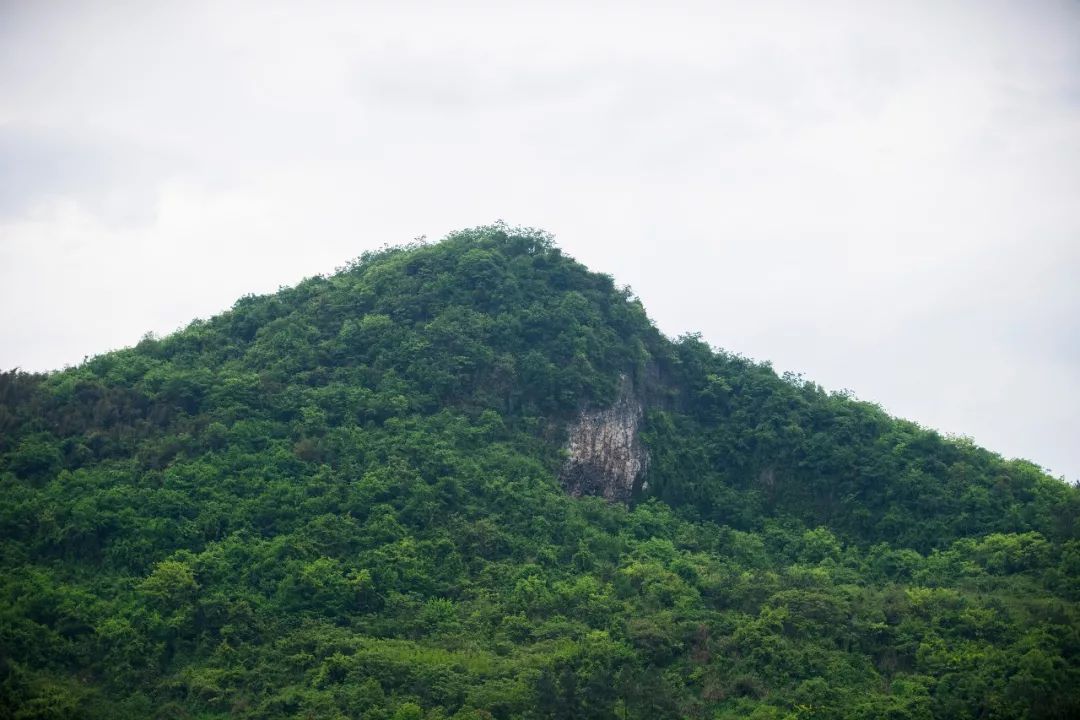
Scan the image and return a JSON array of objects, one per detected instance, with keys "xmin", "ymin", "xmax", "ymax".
[{"xmin": 560, "ymin": 374, "xmax": 649, "ymax": 503}]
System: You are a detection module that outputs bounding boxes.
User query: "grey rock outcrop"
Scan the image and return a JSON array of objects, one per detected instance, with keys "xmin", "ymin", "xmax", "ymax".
[{"xmin": 560, "ymin": 374, "xmax": 649, "ymax": 503}]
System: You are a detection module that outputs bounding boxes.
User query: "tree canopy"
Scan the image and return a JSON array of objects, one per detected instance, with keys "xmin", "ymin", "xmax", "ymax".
[{"xmin": 1, "ymin": 224, "xmax": 1077, "ymax": 719}]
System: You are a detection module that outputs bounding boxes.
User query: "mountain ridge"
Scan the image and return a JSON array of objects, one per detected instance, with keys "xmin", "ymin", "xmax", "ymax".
[{"xmin": 1, "ymin": 224, "xmax": 1077, "ymax": 719}]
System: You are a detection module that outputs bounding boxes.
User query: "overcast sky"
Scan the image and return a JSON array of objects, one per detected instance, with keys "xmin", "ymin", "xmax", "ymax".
[{"xmin": 1, "ymin": 0, "xmax": 1078, "ymax": 481}]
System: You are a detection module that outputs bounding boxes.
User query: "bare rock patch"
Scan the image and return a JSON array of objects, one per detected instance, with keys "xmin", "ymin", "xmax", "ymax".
[{"xmin": 560, "ymin": 374, "xmax": 649, "ymax": 503}]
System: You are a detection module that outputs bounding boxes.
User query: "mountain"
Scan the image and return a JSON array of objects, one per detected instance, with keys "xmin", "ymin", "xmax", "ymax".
[{"xmin": 1, "ymin": 224, "xmax": 1077, "ymax": 719}]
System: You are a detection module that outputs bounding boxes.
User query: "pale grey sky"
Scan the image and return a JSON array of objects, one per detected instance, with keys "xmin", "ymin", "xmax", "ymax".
[{"xmin": 1, "ymin": 1, "xmax": 1078, "ymax": 481}]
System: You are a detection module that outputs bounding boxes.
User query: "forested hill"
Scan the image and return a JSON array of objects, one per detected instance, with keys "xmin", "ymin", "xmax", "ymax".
[{"xmin": 1, "ymin": 225, "xmax": 1078, "ymax": 719}]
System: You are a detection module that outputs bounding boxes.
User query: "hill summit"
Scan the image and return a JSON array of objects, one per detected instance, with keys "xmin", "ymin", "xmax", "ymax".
[{"xmin": 1, "ymin": 224, "xmax": 1077, "ymax": 719}]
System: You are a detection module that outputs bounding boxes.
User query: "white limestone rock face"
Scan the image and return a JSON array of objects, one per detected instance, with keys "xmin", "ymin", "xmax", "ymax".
[{"xmin": 560, "ymin": 375, "xmax": 649, "ymax": 503}]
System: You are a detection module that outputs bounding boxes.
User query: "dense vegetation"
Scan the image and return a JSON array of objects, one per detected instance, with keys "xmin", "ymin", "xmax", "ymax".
[{"xmin": 1, "ymin": 225, "xmax": 1077, "ymax": 719}]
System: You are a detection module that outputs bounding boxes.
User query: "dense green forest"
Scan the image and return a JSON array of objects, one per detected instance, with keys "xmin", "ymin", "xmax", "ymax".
[{"xmin": 1, "ymin": 225, "xmax": 1077, "ymax": 719}]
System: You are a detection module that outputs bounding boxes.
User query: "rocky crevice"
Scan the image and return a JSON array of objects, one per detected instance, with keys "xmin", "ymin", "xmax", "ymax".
[{"xmin": 560, "ymin": 374, "xmax": 649, "ymax": 503}]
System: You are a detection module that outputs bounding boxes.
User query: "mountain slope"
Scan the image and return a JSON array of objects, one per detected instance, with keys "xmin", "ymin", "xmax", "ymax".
[{"xmin": 1, "ymin": 225, "xmax": 1077, "ymax": 719}]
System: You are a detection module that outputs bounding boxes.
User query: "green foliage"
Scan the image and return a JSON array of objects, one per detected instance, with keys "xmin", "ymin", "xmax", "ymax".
[{"xmin": 0, "ymin": 224, "xmax": 1077, "ymax": 718}]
